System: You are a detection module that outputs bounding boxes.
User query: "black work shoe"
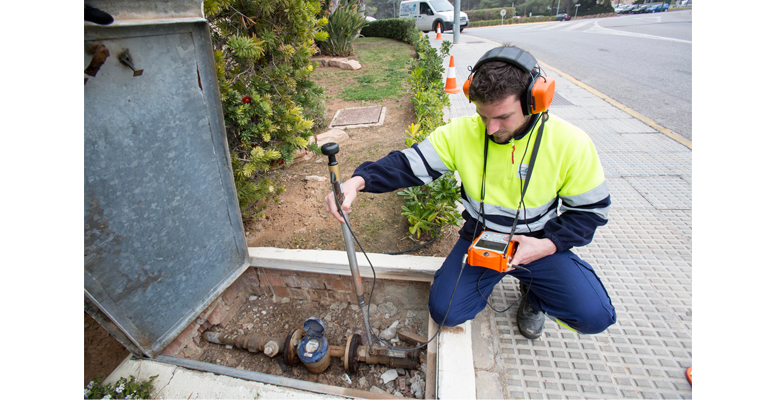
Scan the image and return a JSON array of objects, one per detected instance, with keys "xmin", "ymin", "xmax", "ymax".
[{"xmin": 517, "ymin": 284, "xmax": 545, "ymax": 339}]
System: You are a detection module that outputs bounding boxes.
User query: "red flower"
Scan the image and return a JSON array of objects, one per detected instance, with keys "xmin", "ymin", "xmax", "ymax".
[{"xmin": 242, "ymin": 96, "xmax": 252, "ymax": 104}]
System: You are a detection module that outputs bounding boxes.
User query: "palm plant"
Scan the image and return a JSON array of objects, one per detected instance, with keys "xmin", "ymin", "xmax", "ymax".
[{"xmin": 318, "ymin": 0, "xmax": 368, "ymax": 56}]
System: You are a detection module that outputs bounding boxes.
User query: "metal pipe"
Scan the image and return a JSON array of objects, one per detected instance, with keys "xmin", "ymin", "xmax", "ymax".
[
  {"xmin": 328, "ymin": 345, "xmax": 345, "ymax": 358},
  {"xmin": 204, "ymin": 331, "xmax": 284, "ymax": 357},
  {"xmin": 331, "ymin": 341, "xmax": 420, "ymax": 369},
  {"xmin": 206, "ymin": 328, "xmax": 422, "ymax": 373},
  {"xmin": 358, "ymin": 345, "xmax": 421, "ymax": 370}
]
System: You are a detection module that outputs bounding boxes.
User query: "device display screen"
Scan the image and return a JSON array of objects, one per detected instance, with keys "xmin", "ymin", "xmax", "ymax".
[{"xmin": 475, "ymin": 239, "xmax": 506, "ymax": 252}]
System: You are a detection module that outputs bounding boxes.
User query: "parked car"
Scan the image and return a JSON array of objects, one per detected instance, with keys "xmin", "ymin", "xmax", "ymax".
[
  {"xmin": 555, "ymin": 13, "xmax": 571, "ymax": 21},
  {"xmin": 365, "ymin": 16, "xmax": 376, "ymax": 21},
  {"xmin": 646, "ymin": 3, "xmax": 669, "ymax": 12},
  {"xmin": 631, "ymin": 5, "xmax": 649, "ymax": 13},
  {"xmin": 618, "ymin": 4, "xmax": 639, "ymax": 14}
]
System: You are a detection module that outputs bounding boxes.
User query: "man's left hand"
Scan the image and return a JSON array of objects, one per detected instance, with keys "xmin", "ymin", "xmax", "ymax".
[{"xmin": 506, "ymin": 235, "xmax": 557, "ymax": 271}]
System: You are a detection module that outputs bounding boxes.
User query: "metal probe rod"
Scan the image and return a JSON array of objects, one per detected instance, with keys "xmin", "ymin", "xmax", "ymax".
[{"xmin": 321, "ymin": 143, "xmax": 374, "ymax": 349}]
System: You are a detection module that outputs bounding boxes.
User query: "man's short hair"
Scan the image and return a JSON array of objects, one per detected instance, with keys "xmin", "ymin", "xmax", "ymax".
[{"xmin": 468, "ymin": 59, "xmax": 532, "ymax": 105}]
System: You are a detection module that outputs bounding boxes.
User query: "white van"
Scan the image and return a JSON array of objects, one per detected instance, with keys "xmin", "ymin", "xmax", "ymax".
[{"xmin": 399, "ymin": 0, "xmax": 469, "ymax": 33}]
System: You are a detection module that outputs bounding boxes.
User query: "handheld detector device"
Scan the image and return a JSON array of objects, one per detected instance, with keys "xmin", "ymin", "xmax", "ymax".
[{"xmin": 465, "ymin": 231, "xmax": 518, "ymax": 273}]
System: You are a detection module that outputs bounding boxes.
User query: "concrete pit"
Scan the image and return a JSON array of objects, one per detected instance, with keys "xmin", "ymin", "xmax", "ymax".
[{"xmin": 170, "ymin": 266, "xmax": 432, "ymax": 398}]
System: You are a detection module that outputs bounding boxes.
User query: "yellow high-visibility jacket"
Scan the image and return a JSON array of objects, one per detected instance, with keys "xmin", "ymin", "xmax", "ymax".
[{"xmin": 353, "ymin": 112, "xmax": 610, "ymax": 252}]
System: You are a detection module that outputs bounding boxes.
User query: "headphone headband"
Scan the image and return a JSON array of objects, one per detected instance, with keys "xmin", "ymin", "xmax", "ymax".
[
  {"xmin": 471, "ymin": 47, "xmax": 538, "ymax": 75},
  {"xmin": 463, "ymin": 46, "xmax": 554, "ymax": 115}
]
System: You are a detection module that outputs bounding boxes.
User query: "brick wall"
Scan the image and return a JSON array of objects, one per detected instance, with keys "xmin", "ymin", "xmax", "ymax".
[{"xmin": 258, "ymin": 268, "xmax": 359, "ymax": 305}]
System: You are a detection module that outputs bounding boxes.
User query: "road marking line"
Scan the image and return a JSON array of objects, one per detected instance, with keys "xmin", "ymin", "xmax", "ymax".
[
  {"xmin": 634, "ymin": 15, "xmax": 662, "ymax": 23},
  {"xmin": 537, "ymin": 23, "xmax": 564, "ymax": 30},
  {"xmin": 522, "ymin": 23, "xmax": 555, "ymax": 30},
  {"xmin": 460, "ymin": 34, "xmax": 693, "ymax": 149},
  {"xmin": 563, "ymin": 20, "xmax": 593, "ymax": 31},
  {"xmin": 588, "ymin": 20, "xmax": 691, "ymax": 44}
]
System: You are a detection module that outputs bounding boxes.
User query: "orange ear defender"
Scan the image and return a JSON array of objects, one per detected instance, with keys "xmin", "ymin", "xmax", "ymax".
[
  {"xmin": 463, "ymin": 47, "xmax": 554, "ymax": 115},
  {"xmin": 528, "ymin": 74, "xmax": 555, "ymax": 114},
  {"xmin": 462, "ymin": 72, "xmax": 473, "ymax": 99}
]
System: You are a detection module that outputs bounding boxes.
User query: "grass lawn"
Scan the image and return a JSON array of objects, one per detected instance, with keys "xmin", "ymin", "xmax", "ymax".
[{"xmin": 314, "ymin": 37, "xmax": 415, "ymax": 102}]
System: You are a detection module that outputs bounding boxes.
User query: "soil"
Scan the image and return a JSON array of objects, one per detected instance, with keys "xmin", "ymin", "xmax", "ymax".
[
  {"xmin": 197, "ymin": 293, "xmax": 431, "ymax": 397},
  {"xmin": 83, "ymin": 39, "xmax": 459, "ymax": 392},
  {"xmin": 244, "ymin": 62, "xmax": 459, "ymax": 257},
  {"xmin": 84, "ymin": 312, "xmax": 131, "ymax": 387}
]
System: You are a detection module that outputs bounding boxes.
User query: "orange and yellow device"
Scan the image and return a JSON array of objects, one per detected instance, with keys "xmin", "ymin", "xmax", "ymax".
[{"xmin": 466, "ymin": 231, "xmax": 518, "ymax": 273}]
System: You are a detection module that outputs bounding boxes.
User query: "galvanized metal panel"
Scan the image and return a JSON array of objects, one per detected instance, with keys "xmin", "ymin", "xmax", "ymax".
[
  {"xmin": 84, "ymin": 21, "xmax": 248, "ymax": 357},
  {"xmin": 86, "ymin": 0, "xmax": 205, "ymax": 22}
]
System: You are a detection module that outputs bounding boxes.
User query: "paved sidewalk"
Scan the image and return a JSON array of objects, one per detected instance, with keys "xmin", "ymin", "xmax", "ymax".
[{"xmin": 430, "ymin": 32, "xmax": 693, "ymax": 399}]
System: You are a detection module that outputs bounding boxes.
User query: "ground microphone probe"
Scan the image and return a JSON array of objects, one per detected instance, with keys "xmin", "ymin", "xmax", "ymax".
[{"xmin": 321, "ymin": 142, "xmax": 533, "ymax": 354}]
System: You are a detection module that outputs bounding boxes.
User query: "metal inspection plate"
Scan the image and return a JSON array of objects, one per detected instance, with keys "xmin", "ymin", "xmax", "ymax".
[
  {"xmin": 330, "ymin": 106, "xmax": 384, "ymax": 128},
  {"xmin": 84, "ymin": 21, "xmax": 249, "ymax": 358}
]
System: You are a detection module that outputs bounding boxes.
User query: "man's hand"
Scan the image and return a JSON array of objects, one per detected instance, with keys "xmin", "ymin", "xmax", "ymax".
[
  {"xmin": 324, "ymin": 176, "xmax": 366, "ymax": 223},
  {"xmin": 506, "ymin": 235, "xmax": 557, "ymax": 271}
]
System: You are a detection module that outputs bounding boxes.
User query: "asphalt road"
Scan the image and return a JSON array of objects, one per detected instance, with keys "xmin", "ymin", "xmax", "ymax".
[{"xmin": 464, "ymin": 10, "xmax": 693, "ymax": 141}]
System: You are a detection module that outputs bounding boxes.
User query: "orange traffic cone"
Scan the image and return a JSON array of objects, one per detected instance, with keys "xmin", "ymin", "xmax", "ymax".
[
  {"xmin": 444, "ymin": 55, "xmax": 461, "ymax": 94},
  {"xmin": 435, "ymin": 25, "xmax": 443, "ymax": 40}
]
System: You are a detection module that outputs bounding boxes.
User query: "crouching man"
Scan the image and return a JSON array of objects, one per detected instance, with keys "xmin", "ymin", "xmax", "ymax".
[{"xmin": 325, "ymin": 47, "xmax": 615, "ymax": 339}]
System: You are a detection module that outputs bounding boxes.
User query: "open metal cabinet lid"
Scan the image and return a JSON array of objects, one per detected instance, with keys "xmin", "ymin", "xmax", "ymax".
[{"xmin": 84, "ymin": 1, "xmax": 249, "ymax": 358}]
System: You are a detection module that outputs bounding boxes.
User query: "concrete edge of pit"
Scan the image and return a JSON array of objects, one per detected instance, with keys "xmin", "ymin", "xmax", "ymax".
[
  {"xmin": 249, "ymin": 247, "xmax": 477, "ymax": 399},
  {"xmin": 248, "ymin": 247, "xmax": 441, "ymax": 282},
  {"xmin": 105, "ymin": 355, "xmax": 388, "ymax": 399}
]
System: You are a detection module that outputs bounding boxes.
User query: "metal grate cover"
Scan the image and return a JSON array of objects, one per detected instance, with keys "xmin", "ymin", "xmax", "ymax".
[
  {"xmin": 330, "ymin": 106, "xmax": 383, "ymax": 127},
  {"xmin": 550, "ymin": 92, "xmax": 574, "ymax": 106}
]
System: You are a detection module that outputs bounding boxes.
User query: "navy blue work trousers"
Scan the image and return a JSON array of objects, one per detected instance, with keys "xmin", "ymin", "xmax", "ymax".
[{"xmin": 428, "ymin": 237, "xmax": 616, "ymax": 334}]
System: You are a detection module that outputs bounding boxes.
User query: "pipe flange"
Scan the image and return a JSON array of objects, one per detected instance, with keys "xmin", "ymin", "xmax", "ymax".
[
  {"xmin": 283, "ymin": 328, "xmax": 303, "ymax": 366},
  {"xmin": 344, "ymin": 333, "xmax": 361, "ymax": 374}
]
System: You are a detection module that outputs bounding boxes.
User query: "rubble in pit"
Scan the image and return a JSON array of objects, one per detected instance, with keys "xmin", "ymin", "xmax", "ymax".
[{"xmin": 196, "ymin": 294, "xmax": 431, "ymax": 397}]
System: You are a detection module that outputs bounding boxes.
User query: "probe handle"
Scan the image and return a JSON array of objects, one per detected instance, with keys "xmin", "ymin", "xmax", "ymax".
[
  {"xmin": 321, "ymin": 142, "xmax": 375, "ymax": 348},
  {"xmin": 332, "ymin": 180, "xmax": 346, "ymax": 212},
  {"xmin": 322, "ymin": 142, "xmax": 346, "ymax": 212}
]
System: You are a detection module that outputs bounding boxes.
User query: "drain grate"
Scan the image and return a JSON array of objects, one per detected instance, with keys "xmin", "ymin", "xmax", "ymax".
[
  {"xmin": 550, "ymin": 92, "xmax": 574, "ymax": 107},
  {"xmin": 330, "ymin": 106, "xmax": 385, "ymax": 128}
]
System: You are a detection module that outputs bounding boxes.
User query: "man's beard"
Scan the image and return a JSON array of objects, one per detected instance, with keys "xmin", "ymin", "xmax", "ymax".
[
  {"xmin": 490, "ymin": 131, "xmax": 514, "ymax": 144},
  {"xmin": 489, "ymin": 115, "xmax": 534, "ymax": 144}
]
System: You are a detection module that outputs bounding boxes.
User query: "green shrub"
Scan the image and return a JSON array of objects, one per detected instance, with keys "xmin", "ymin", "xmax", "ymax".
[
  {"xmin": 205, "ymin": 0, "xmax": 327, "ymax": 217},
  {"xmin": 84, "ymin": 375, "xmax": 158, "ymax": 399},
  {"xmin": 359, "ymin": 18, "xmax": 417, "ymax": 43},
  {"xmin": 399, "ymin": 33, "xmax": 460, "ymax": 241},
  {"xmin": 318, "ymin": 0, "xmax": 368, "ymax": 57},
  {"xmin": 465, "ymin": 7, "xmax": 517, "ymax": 21},
  {"xmin": 468, "ymin": 15, "xmax": 556, "ymax": 27},
  {"xmin": 398, "ymin": 175, "xmax": 461, "ymax": 239},
  {"xmin": 407, "ymin": 33, "xmax": 452, "ymax": 136}
]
